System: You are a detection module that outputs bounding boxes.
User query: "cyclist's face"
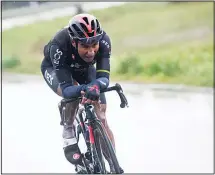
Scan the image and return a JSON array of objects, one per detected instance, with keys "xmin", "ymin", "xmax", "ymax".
[{"xmin": 77, "ymin": 41, "xmax": 99, "ymax": 62}]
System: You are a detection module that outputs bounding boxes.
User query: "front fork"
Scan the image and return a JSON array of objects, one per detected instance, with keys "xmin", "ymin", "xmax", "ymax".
[
  {"xmin": 85, "ymin": 106, "xmax": 105, "ymax": 172},
  {"xmin": 78, "ymin": 106, "xmax": 102, "ymax": 170}
]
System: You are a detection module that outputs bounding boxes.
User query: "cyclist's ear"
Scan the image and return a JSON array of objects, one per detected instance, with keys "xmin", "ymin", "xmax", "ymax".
[{"xmin": 71, "ymin": 40, "xmax": 76, "ymax": 47}]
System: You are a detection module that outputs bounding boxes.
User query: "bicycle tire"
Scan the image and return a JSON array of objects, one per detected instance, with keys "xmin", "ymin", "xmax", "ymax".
[
  {"xmin": 93, "ymin": 121, "xmax": 121, "ymax": 174},
  {"xmin": 93, "ymin": 128, "xmax": 106, "ymax": 174}
]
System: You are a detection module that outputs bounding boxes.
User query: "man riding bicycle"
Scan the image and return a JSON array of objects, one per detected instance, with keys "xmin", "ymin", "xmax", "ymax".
[{"xmin": 41, "ymin": 13, "xmax": 123, "ymax": 173}]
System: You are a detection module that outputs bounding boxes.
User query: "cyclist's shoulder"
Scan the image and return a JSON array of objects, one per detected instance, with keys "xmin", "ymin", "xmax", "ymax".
[
  {"xmin": 100, "ymin": 31, "xmax": 111, "ymax": 45},
  {"xmin": 99, "ymin": 31, "xmax": 111, "ymax": 53},
  {"xmin": 46, "ymin": 27, "xmax": 70, "ymax": 49}
]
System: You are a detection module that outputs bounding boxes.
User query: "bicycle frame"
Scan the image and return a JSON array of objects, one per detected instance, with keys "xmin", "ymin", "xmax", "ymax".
[
  {"xmin": 60, "ymin": 83, "xmax": 129, "ymax": 173},
  {"xmin": 61, "ymin": 82, "xmax": 128, "ymax": 148},
  {"xmin": 76, "ymin": 103, "xmax": 103, "ymax": 164}
]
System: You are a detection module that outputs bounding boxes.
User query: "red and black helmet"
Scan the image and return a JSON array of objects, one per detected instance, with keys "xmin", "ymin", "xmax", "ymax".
[{"xmin": 68, "ymin": 13, "xmax": 103, "ymax": 45}]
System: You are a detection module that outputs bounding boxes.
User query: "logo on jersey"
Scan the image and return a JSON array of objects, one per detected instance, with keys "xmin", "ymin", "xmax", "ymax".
[
  {"xmin": 45, "ymin": 70, "xmax": 53, "ymax": 85},
  {"xmin": 101, "ymin": 40, "xmax": 110, "ymax": 49},
  {"xmin": 101, "ymin": 39, "xmax": 111, "ymax": 56},
  {"xmin": 53, "ymin": 49, "xmax": 63, "ymax": 65},
  {"xmin": 98, "ymin": 80, "xmax": 107, "ymax": 86},
  {"xmin": 70, "ymin": 63, "xmax": 81, "ymax": 68}
]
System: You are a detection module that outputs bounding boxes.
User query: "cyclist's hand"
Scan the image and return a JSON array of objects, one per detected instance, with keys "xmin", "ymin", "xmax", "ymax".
[
  {"xmin": 80, "ymin": 84, "xmax": 100, "ymax": 104},
  {"xmin": 81, "ymin": 91, "xmax": 100, "ymax": 104}
]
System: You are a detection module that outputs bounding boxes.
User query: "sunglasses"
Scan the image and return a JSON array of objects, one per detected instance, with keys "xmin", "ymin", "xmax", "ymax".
[{"xmin": 78, "ymin": 33, "xmax": 103, "ymax": 45}]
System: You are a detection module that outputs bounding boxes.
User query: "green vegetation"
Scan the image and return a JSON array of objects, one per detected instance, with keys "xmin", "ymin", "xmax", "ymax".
[
  {"xmin": 2, "ymin": 55, "xmax": 21, "ymax": 69},
  {"xmin": 2, "ymin": 2, "xmax": 213, "ymax": 86},
  {"xmin": 113, "ymin": 39, "xmax": 213, "ymax": 86}
]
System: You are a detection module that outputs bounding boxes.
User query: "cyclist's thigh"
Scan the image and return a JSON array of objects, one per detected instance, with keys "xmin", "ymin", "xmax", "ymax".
[
  {"xmin": 41, "ymin": 67, "xmax": 74, "ymax": 97},
  {"xmin": 42, "ymin": 67, "xmax": 79, "ymax": 122},
  {"xmin": 41, "ymin": 67, "xmax": 60, "ymax": 95}
]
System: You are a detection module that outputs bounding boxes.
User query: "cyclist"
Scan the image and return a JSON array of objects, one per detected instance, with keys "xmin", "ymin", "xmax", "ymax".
[{"xmin": 41, "ymin": 13, "xmax": 123, "ymax": 173}]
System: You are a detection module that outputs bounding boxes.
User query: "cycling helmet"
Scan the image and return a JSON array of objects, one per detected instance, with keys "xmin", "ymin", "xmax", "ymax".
[{"xmin": 68, "ymin": 13, "xmax": 103, "ymax": 45}]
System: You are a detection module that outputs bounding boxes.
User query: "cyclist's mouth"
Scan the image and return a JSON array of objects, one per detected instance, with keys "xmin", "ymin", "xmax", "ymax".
[{"xmin": 84, "ymin": 55, "xmax": 95, "ymax": 62}]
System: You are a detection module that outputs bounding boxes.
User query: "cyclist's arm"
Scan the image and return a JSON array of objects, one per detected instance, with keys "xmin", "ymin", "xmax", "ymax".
[
  {"xmin": 95, "ymin": 57, "xmax": 110, "ymax": 90},
  {"xmin": 94, "ymin": 34, "xmax": 111, "ymax": 90},
  {"xmin": 50, "ymin": 44, "xmax": 86, "ymax": 99}
]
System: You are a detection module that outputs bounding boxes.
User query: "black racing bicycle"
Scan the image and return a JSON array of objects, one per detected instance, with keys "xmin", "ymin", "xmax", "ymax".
[{"xmin": 59, "ymin": 83, "xmax": 129, "ymax": 174}]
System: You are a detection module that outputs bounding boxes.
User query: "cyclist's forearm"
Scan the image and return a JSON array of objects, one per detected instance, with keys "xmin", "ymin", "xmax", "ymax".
[
  {"xmin": 61, "ymin": 77, "xmax": 109, "ymax": 98},
  {"xmin": 96, "ymin": 77, "xmax": 109, "ymax": 90},
  {"xmin": 61, "ymin": 84, "xmax": 87, "ymax": 99}
]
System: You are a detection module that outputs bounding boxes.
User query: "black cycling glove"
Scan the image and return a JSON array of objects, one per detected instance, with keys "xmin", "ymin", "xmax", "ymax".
[{"xmin": 84, "ymin": 83, "xmax": 100, "ymax": 101}]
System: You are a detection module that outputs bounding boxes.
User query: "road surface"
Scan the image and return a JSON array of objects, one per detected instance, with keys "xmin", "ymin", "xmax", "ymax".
[{"xmin": 2, "ymin": 75, "xmax": 213, "ymax": 173}]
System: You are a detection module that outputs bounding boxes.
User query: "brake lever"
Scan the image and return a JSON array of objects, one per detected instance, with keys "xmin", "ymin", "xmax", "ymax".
[{"xmin": 115, "ymin": 83, "xmax": 129, "ymax": 108}]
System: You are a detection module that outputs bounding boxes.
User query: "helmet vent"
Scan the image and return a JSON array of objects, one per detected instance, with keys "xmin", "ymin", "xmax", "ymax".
[
  {"xmin": 96, "ymin": 19, "xmax": 101, "ymax": 34},
  {"xmin": 80, "ymin": 23, "xmax": 90, "ymax": 37},
  {"xmin": 91, "ymin": 20, "xmax": 95, "ymax": 31},
  {"xmin": 83, "ymin": 17, "xmax": 89, "ymax": 25},
  {"xmin": 72, "ymin": 24, "xmax": 84, "ymax": 38}
]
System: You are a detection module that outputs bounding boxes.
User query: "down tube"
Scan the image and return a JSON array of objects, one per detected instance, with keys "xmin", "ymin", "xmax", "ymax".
[{"xmin": 88, "ymin": 125, "xmax": 95, "ymax": 144}]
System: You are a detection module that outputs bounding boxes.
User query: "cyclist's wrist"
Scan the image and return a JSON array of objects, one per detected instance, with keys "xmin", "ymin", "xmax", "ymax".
[
  {"xmin": 86, "ymin": 77, "xmax": 109, "ymax": 92},
  {"xmin": 86, "ymin": 80, "xmax": 100, "ymax": 90},
  {"xmin": 95, "ymin": 77, "xmax": 109, "ymax": 90}
]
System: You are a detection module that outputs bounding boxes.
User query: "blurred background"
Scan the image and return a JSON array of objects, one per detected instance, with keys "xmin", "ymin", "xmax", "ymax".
[
  {"xmin": 2, "ymin": 1, "xmax": 214, "ymax": 173},
  {"xmin": 2, "ymin": 1, "xmax": 213, "ymax": 86}
]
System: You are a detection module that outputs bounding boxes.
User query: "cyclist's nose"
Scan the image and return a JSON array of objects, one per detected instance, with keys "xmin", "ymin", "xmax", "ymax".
[{"xmin": 87, "ymin": 48, "xmax": 95, "ymax": 56}]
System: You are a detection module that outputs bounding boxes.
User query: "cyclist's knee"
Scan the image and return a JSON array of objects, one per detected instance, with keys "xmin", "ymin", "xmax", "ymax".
[
  {"xmin": 100, "ymin": 104, "xmax": 107, "ymax": 125},
  {"xmin": 94, "ymin": 103, "xmax": 108, "ymax": 127},
  {"xmin": 100, "ymin": 104, "xmax": 106, "ymax": 113}
]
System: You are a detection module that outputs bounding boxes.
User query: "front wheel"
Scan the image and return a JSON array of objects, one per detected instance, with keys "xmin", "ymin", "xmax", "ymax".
[{"xmin": 93, "ymin": 121, "xmax": 121, "ymax": 174}]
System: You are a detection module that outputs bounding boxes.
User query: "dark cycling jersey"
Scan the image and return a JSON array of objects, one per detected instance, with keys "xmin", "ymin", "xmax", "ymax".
[{"xmin": 41, "ymin": 27, "xmax": 111, "ymax": 98}]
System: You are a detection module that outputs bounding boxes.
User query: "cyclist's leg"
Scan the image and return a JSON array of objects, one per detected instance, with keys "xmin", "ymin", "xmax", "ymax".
[
  {"xmin": 87, "ymin": 66, "xmax": 115, "ymax": 145},
  {"xmin": 41, "ymin": 67, "xmax": 82, "ymax": 166},
  {"xmin": 87, "ymin": 66, "xmax": 116, "ymax": 151}
]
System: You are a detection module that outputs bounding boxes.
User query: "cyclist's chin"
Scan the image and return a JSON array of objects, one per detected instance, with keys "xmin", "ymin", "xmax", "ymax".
[{"xmin": 82, "ymin": 56, "xmax": 94, "ymax": 63}]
